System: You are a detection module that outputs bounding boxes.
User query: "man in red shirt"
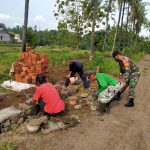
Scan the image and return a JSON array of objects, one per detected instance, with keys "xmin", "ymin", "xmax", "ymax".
[{"xmin": 31, "ymin": 74, "xmax": 65, "ymax": 115}]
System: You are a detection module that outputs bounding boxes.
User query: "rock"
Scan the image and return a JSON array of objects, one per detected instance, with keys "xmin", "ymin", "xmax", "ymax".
[
  {"xmin": 26, "ymin": 123, "xmax": 40, "ymax": 133},
  {"xmin": 69, "ymin": 99, "xmax": 77, "ymax": 106},
  {"xmin": 67, "ymin": 85, "xmax": 78, "ymax": 95},
  {"xmin": 87, "ymin": 95, "xmax": 94, "ymax": 101},
  {"xmin": 90, "ymin": 102, "xmax": 98, "ymax": 111},
  {"xmin": 91, "ymin": 111, "xmax": 102, "ymax": 116},
  {"xmin": 74, "ymin": 105, "xmax": 82, "ymax": 110},
  {"xmin": 11, "ymin": 124, "xmax": 18, "ymax": 129},
  {"xmin": 60, "ymin": 90, "xmax": 69, "ymax": 99},
  {"xmin": 1, "ymin": 127, "xmax": 9, "ymax": 133},
  {"xmin": 27, "ymin": 116, "xmax": 48, "ymax": 126},
  {"xmin": 68, "ymin": 96, "xmax": 78, "ymax": 100},
  {"xmin": 19, "ymin": 103, "xmax": 32, "ymax": 111},
  {"xmin": 41, "ymin": 121, "xmax": 61, "ymax": 134},
  {"xmin": 18, "ymin": 118, "xmax": 24, "ymax": 125},
  {"xmin": 71, "ymin": 115, "xmax": 81, "ymax": 123},
  {"xmin": 54, "ymin": 84, "xmax": 62, "ymax": 93},
  {"xmin": 80, "ymin": 93, "xmax": 89, "ymax": 98},
  {"xmin": 26, "ymin": 98, "xmax": 32, "ymax": 104},
  {"xmin": 11, "ymin": 115, "xmax": 20, "ymax": 124},
  {"xmin": 57, "ymin": 122, "xmax": 66, "ymax": 129},
  {"xmin": 68, "ymin": 96, "xmax": 78, "ymax": 106},
  {"xmin": 0, "ymin": 107, "xmax": 21, "ymax": 123},
  {"xmin": 74, "ymin": 85, "xmax": 79, "ymax": 92},
  {"xmin": 26, "ymin": 94, "xmax": 32, "ymax": 99},
  {"xmin": 3, "ymin": 120, "xmax": 11, "ymax": 128},
  {"xmin": 86, "ymin": 99, "xmax": 91, "ymax": 106}
]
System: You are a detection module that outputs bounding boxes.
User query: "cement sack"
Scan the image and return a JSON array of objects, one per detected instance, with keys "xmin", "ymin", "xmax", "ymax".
[
  {"xmin": 98, "ymin": 83, "xmax": 124, "ymax": 103},
  {"xmin": 1, "ymin": 80, "xmax": 35, "ymax": 92}
]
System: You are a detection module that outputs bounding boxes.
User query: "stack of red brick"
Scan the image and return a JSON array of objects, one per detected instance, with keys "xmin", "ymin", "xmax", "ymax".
[{"xmin": 13, "ymin": 47, "xmax": 49, "ymax": 84}]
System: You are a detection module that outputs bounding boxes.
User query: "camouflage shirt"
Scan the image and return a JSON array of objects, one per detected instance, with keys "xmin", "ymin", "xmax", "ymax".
[{"xmin": 118, "ymin": 56, "xmax": 140, "ymax": 83}]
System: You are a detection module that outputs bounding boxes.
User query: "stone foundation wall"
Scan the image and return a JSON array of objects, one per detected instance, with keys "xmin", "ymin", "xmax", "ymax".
[{"xmin": 0, "ymin": 107, "xmax": 25, "ymax": 133}]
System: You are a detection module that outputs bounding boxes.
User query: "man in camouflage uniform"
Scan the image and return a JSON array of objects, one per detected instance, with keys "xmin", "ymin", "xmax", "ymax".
[{"xmin": 112, "ymin": 50, "xmax": 140, "ymax": 107}]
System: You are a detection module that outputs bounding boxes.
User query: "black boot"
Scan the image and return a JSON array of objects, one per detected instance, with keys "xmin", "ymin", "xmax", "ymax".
[{"xmin": 125, "ymin": 98, "xmax": 134, "ymax": 107}]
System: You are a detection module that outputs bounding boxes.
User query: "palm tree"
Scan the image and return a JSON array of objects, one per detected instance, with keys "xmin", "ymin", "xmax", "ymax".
[
  {"xmin": 103, "ymin": 0, "xmax": 113, "ymax": 51},
  {"xmin": 22, "ymin": 0, "xmax": 29, "ymax": 52},
  {"xmin": 90, "ymin": 0, "xmax": 99, "ymax": 56},
  {"xmin": 112, "ymin": 0, "xmax": 124, "ymax": 51},
  {"xmin": 129, "ymin": 0, "xmax": 147, "ymax": 43}
]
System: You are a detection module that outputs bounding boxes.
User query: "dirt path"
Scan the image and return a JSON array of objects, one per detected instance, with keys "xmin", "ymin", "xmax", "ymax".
[{"xmin": 1, "ymin": 56, "xmax": 150, "ymax": 150}]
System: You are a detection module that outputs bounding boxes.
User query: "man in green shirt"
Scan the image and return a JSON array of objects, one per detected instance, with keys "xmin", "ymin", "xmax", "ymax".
[
  {"xmin": 96, "ymin": 73, "xmax": 119, "ymax": 94},
  {"xmin": 89, "ymin": 73, "xmax": 124, "ymax": 116}
]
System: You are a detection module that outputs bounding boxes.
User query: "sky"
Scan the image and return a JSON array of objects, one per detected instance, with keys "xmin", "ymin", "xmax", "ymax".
[
  {"xmin": 0, "ymin": 0, "xmax": 150, "ymax": 35},
  {"xmin": 0, "ymin": 0, "xmax": 58, "ymax": 30}
]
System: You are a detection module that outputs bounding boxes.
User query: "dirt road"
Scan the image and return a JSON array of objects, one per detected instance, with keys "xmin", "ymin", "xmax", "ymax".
[{"xmin": 1, "ymin": 56, "xmax": 150, "ymax": 150}]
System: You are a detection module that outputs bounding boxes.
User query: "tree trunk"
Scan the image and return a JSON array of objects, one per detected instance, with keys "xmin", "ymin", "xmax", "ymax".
[
  {"xmin": 22, "ymin": 0, "xmax": 29, "ymax": 52},
  {"xmin": 112, "ymin": 1, "xmax": 123, "ymax": 51},
  {"xmin": 103, "ymin": 0, "xmax": 112, "ymax": 51},
  {"xmin": 125, "ymin": 2, "xmax": 130, "ymax": 32},
  {"xmin": 125, "ymin": 2, "xmax": 130, "ymax": 46},
  {"xmin": 90, "ymin": 0, "xmax": 98, "ymax": 56},
  {"xmin": 119, "ymin": 0, "xmax": 126, "ymax": 49}
]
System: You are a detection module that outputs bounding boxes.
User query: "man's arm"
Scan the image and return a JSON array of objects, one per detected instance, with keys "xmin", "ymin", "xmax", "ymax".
[
  {"xmin": 32, "ymin": 87, "xmax": 41, "ymax": 103},
  {"xmin": 121, "ymin": 59, "xmax": 130, "ymax": 83}
]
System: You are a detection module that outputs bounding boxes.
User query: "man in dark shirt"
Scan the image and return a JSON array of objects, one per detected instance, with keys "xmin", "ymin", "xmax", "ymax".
[{"xmin": 65, "ymin": 60, "xmax": 90, "ymax": 88}]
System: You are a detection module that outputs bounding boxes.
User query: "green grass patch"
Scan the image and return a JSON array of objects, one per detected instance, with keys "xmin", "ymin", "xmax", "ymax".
[
  {"xmin": 0, "ymin": 141, "xmax": 17, "ymax": 150},
  {"xmin": 0, "ymin": 45, "xmax": 145, "ymax": 83}
]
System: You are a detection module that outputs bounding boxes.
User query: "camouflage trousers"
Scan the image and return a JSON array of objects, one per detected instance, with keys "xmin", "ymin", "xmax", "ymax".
[{"xmin": 121, "ymin": 72, "xmax": 140, "ymax": 99}]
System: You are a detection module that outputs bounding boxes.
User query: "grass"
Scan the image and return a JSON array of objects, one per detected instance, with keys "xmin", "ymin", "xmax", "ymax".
[
  {"xmin": 0, "ymin": 44, "xmax": 20, "ymax": 84},
  {"xmin": 0, "ymin": 141, "xmax": 17, "ymax": 150},
  {"xmin": 0, "ymin": 44, "xmax": 145, "ymax": 89}
]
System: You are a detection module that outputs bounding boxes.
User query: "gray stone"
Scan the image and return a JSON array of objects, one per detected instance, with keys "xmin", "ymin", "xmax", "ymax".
[
  {"xmin": 1, "ymin": 127, "xmax": 9, "ymax": 133},
  {"xmin": 80, "ymin": 93, "xmax": 89, "ymax": 98},
  {"xmin": 67, "ymin": 85, "xmax": 78, "ymax": 95},
  {"xmin": 71, "ymin": 115, "xmax": 81, "ymax": 123},
  {"xmin": 11, "ymin": 124, "xmax": 18, "ymax": 129},
  {"xmin": 3, "ymin": 119, "xmax": 11, "ymax": 127},
  {"xmin": 41, "ymin": 121, "xmax": 61, "ymax": 134},
  {"xmin": 18, "ymin": 118, "xmax": 24, "ymax": 125},
  {"xmin": 68, "ymin": 96, "xmax": 78, "ymax": 100},
  {"xmin": 57, "ymin": 122, "xmax": 66, "ymax": 129},
  {"xmin": 87, "ymin": 95, "xmax": 94, "ymax": 101},
  {"xmin": 90, "ymin": 102, "xmax": 98, "ymax": 111},
  {"xmin": 0, "ymin": 107, "xmax": 21, "ymax": 123},
  {"xmin": 60, "ymin": 90, "xmax": 69, "ymax": 99},
  {"xmin": 74, "ymin": 105, "xmax": 82, "ymax": 110},
  {"xmin": 25, "ymin": 98, "xmax": 32, "ymax": 104},
  {"xmin": 27, "ymin": 116, "xmax": 47, "ymax": 126},
  {"xmin": 19, "ymin": 103, "xmax": 32, "ymax": 111},
  {"xmin": 11, "ymin": 115, "xmax": 20, "ymax": 124},
  {"xmin": 74, "ymin": 85, "xmax": 79, "ymax": 92},
  {"xmin": 26, "ymin": 94, "xmax": 32, "ymax": 99}
]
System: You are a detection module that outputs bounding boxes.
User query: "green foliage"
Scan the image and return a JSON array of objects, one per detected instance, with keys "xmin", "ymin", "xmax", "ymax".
[
  {"xmin": 0, "ymin": 141, "xmax": 17, "ymax": 150},
  {"xmin": 0, "ymin": 86, "xmax": 8, "ymax": 93},
  {"xmin": 0, "ymin": 44, "xmax": 20, "ymax": 83},
  {"xmin": 0, "ymin": 44, "xmax": 145, "ymax": 84},
  {"xmin": 0, "ymin": 23, "xmax": 6, "ymax": 28}
]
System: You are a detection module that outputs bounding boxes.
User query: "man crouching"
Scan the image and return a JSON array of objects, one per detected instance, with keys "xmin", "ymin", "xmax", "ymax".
[{"xmin": 31, "ymin": 74, "xmax": 65, "ymax": 116}]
